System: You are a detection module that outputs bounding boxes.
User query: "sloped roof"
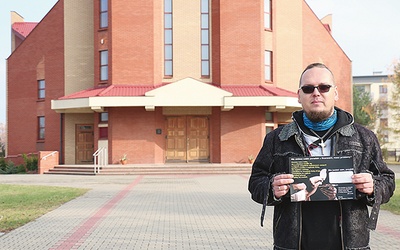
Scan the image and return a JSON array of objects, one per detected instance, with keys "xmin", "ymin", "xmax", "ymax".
[
  {"xmin": 221, "ymin": 85, "xmax": 297, "ymax": 97},
  {"xmin": 59, "ymin": 82, "xmax": 297, "ymax": 100},
  {"xmin": 52, "ymin": 78, "xmax": 301, "ymax": 112},
  {"xmin": 59, "ymin": 84, "xmax": 157, "ymax": 99},
  {"xmin": 12, "ymin": 22, "xmax": 38, "ymax": 38}
]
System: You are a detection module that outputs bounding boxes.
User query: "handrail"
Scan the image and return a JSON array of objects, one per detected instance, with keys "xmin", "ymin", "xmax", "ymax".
[
  {"xmin": 41, "ymin": 151, "xmax": 58, "ymax": 160},
  {"xmin": 93, "ymin": 147, "xmax": 107, "ymax": 174}
]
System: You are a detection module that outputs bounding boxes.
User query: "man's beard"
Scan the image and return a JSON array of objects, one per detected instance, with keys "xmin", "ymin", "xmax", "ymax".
[{"xmin": 305, "ymin": 109, "xmax": 333, "ymax": 122}]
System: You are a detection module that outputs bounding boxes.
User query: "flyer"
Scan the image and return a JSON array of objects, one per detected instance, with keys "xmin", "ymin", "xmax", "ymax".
[{"xmin": 289, "ymin": 156, "xmax": 355, "ymax": 202}]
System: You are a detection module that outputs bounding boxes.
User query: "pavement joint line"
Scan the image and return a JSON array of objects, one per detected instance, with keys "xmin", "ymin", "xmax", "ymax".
[
  {"xmin": 376, "ymin": 224, "xmax": 400, "ymax": 238},
  {"xmin": 49, "ymin": 175, "xmax": 144, "ymax": 250}
]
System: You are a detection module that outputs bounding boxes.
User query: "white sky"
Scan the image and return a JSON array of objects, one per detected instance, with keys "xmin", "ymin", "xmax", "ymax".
[
  {"xmin": 305, "ymin": 0, "xmax": 400, "ymax": 75},
  {"xmin": 1, "ymin": 0, "xmax": 399, "ymax": 124}
]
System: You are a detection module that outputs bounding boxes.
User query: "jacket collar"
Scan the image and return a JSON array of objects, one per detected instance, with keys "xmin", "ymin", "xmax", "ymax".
[{"xmin": 279, "ymin": 107, "xmax": 355, "ymax": 141}]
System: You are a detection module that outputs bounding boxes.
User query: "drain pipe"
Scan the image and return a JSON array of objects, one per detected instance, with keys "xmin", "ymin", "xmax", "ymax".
[{"xmin": 59, "ymin": 113, "xmax": 64, "ymax": 164}]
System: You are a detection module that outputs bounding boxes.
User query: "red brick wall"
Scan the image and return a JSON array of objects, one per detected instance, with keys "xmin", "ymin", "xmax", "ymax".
[
  {"xmin": 38, "ymin": 151, "xmax": 59, "ymax": 174},
  {"xmin": 220, "ymin": 107, "xmax": 265, "ymax": 163},
  {"xmin": 153, "ymin": 108, "xmax": 166, "ymax": 163},
  {"xmin": 210, "ymin": 107, "xmax": 222, "ymax": 163},
  {"xmin": 302, "ymin": 1, "xmax": 352, "ymax": 113},
  {"xmin": 214, "ymin": 0, "xmax": 263, "ymax": 85},
  {"xmin": 108, "ymin": 107, "xmax": 160, "ymax": 164},
  {"xmin": 107, "ymin": 107, "xmax": 265, "ymax": 164},
  {"xmin": 7, "ymin": 1, "xmax": 64, "ymax": 156},
  {"xmin": 110, "ymin": 0, "xmax": 163, "ymax": 85}
]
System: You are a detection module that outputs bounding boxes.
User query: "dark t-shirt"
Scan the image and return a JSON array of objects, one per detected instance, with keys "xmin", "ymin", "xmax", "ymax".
[{"xmin": 301, "ymin": 201, "xmax": 341, "ymax": 250}]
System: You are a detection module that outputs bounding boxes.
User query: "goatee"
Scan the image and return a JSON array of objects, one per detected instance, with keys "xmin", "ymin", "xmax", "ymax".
[{"xmin": 306, "ymin": 110, "xmax": 333, "ymax": 122}]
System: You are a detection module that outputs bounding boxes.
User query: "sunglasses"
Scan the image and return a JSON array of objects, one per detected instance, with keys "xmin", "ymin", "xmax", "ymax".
[{"xmin": 300, "ymin": 84, "xmax": 333, "ymax": 94}]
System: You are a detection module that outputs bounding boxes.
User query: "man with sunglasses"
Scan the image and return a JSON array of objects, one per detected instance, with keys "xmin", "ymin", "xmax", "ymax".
[{"xmin": 248, "ymin": 63, "xmax": 395, "ymax": 249}]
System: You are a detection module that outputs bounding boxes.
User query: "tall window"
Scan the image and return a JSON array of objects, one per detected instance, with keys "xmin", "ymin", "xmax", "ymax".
[
  {"xmin": 201, "ymin": 0, "xmax": 210, "ymax": 77},
  {"xmin": 38, "ymin": 116, "xmax": 45, "ymax": 140},
  {"xmin": 264, "ymin": 0, "xmax": 271, "ymax": 30},
  {"xmin": 38, "ymin": 80, "xmax": 45, "ymax": 99},
  {"xmin": 99, "ymin": 112, "xmax": 108, "ymax": 139},
  {"xmin": 379, "ymin": 85, "xmax": 388, "ymax": 94},
  {"xmin": 264, "ymin": 50, "xmax": 272, "ymax": 82},
  {"xmin": 164, "ymin": 0, "xmax": 173, "ymax": 77},
  {"xmin": 100, "ymin": 0, "xmax": 108, "ymax": 28},
  {"xmin": 100, "ymin": 50, "xmax": 108, "ymax": 81}
]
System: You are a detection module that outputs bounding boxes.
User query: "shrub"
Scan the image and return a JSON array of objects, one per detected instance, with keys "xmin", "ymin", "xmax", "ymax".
[
  {"xmin": 0, "ymin": 157, "xmax": 6, "ymax": 172},
  {"xmin": 0, "ymin": 162, "xmax": 17, "ymax": 174},
  {"xmin": 382, "ymin": 148, "xmax": 388, "ymax": 161},
  {"xmin": 22, "ymin": 154, "xmax": 38, "ymax": 172},
  {"xmin": 16, "ymin": 164, "xmax": 26, "ymax": 173}
]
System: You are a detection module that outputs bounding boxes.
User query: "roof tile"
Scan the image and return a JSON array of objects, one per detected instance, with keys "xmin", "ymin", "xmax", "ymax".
[
  {"xmin": 12, "ymin": 22, "xmax": 38, "ymax": 38},
  {"xmin": 58, "ymin": 84, "xmax": 297, "ymax": 100}
]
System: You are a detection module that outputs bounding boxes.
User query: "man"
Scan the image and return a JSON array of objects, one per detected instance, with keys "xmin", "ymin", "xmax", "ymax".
[{"xmin": 248, "ymin": 63, "xmax": 395, "ymax": 250}]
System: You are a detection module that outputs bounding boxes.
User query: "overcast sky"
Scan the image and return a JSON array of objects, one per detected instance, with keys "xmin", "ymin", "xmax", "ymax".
[
  {"xmin": 1, "ymin": 0, "xmax": 399, "ymax": 124},
  {"xmin": 305, "ymin": 0, "xmax": 400, "ymax": 75}
]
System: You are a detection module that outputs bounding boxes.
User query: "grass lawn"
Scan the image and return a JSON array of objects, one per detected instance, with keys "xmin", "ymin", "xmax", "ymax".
[
  {"xmin": 381, "ymin": 179, "xmax": 400, "ymax": 215},
  {"xmin": 0, "ymin": 184, "xmax": 88, "ymax": 233}
]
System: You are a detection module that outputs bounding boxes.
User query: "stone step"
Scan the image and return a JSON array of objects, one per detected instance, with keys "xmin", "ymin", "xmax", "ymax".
[{"xmin": 44, "ymin": 164, "xmax": 252, "ymax": 175}]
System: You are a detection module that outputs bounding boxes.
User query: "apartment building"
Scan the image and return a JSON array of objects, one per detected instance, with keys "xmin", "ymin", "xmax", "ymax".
[
  {"xmin": 353, "ymin": 74, "xmax": 400, "ymax": 150},
  {"xmin": 7, "ymin": 0, "xmax": 351, "ymax": 165}
]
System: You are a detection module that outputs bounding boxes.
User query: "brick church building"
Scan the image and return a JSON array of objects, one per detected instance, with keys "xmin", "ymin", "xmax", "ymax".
[{"xmin": 7, "ymin": 0, "xmax": 351, "ymax": 166}]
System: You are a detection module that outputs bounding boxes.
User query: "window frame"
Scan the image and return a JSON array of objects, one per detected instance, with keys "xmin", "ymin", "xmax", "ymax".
[
  {"xmin": 100, "ymin": 0, "xmax": 108, "ymax": 29},
  {"xmin": 100, "ymin": 50, "xmax": 109, "ymax": 82},
  {"xmin": 264, "ymin": 50, "xmax": 272, "ymax": 82},
  {"xmin": 38, "ymin": 116, "xmax": 45, "ymax": 141},
  {"xmin": 164, "ymin": 0, "xmax": 173, "ymax": 77},
  {"xmin": 99, "ymin": 112, "xmax": 108, "ymax": 123},
  {"xmin": 38, "ymin": 79, "xmax": 45, "ymax": 100},
  {"xmin": 264, "ymin": 0, "xmax": 272, "ymax": 30},
  {"xmin": 201, "ymin": 0, "xmax": 210, "ymax": 78},
  {"xmin": 379, "ymin": 85, "xmax": 388, "ymax": 94}
]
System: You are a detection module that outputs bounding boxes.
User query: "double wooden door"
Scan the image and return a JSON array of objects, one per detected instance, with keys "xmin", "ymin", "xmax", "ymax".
[{"xmin": 166, "ymin": 116, "xmax": 209, "ymax": 162}]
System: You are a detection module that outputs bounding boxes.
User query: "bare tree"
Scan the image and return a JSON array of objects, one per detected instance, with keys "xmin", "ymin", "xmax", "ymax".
[
  {"xmin": 388, "ymin": 61, "xmax": 400, "ymax": 135},
  {"xmin": 0, "ymin": 123, "xmax": 5, "ymax": 157}
]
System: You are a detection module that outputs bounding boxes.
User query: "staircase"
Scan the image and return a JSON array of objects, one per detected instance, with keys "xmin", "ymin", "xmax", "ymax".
[{"xmin": 44, "ymin": 163, "xmax": 253, "ymax": 175}]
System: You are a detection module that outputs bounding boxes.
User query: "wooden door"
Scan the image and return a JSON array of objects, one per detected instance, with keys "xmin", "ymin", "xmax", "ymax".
[
  {"xmin": 166, "ymin": 116, "xmax": 209, "ymax": 162},
  {"xmin": 166, "ymin": 117, "xmax": 187, "ymax": 161},
  {"xmin": 187, "ymin": 116, "xmax": 209, "ymax": 162},
  {"xmin": 76, "ymin": 124, "xmax": 94, "ymax": 164}
]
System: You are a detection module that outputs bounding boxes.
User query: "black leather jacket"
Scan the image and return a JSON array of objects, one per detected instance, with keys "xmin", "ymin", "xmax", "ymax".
[{"xmin": 248, "ymin": 108, "xmax": 395, "ymax": 250}]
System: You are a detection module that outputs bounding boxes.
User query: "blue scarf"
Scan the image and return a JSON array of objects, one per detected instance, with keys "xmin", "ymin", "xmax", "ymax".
[{"xmin": 303, "ymin": 110, "xmax": 337, "ymax": 131}]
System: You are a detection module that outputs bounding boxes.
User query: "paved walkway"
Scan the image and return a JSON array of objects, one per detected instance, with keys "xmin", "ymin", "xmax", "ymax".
[{"xmin": 0, "ymin": 165, "xmax": 399, "ymax": 249}]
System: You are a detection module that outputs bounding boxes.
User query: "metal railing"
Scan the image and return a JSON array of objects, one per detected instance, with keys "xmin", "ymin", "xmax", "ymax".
[
  {"xmin": 93, "ymin": 147, "xmax": 107, "ymax": 174},
  {"xmin": 41, "ymin": 151, "xmax": 58, "ymax": 161}
]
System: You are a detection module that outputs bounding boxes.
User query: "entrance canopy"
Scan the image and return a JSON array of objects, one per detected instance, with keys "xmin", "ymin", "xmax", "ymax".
[{"xmin": 51, "ymin": 77, "xmax": 301, "ymax": 113}]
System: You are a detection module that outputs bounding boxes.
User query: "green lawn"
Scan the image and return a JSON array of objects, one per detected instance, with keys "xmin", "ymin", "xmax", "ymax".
[
  {"xmin": 0, "ymin": 184, "xmax": 88, "ymax": 233},
  {"xmin": 380, "ymin": 179, "xmax": 400, "ymax": 215}
]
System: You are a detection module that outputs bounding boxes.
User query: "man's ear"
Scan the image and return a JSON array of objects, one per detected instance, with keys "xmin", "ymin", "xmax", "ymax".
[
  {"xmin": 297, "ymin": 89, "xmax": 302, "ymax": 103},
  {"xmin": 334, "ymin": 87, "xmax": 339, "ymax": 101}
]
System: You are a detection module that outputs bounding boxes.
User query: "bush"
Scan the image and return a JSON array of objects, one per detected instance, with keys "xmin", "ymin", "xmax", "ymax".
[
  {"xmin": 0, "ymin": 154, "xmax": 35, "ymax": 175},
  {"xmin": 0, "ymin": 157, "xmax": 6, "ymax": 172},
  {"xmin": 22, "ymin": 154, "xmax": 38, "ymax": 172},
  {"xmin": 382, "ymin": 148, "xmax": 388, "ymax": 161},
  {"xmin": 17, "ymin": 164, "xmax": 26, "ymax": 173},
  {"xmin": 0, "ymin": 162, "xmax": 17, "ymax": 174}
]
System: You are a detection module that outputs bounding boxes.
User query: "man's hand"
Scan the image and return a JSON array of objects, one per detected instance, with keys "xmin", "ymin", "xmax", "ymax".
[
  {"xmin": 352, "ymin": 173, "xmax": 374, "ymax": 195},
  {"xmin": 272, "ymin": 174, "xmax": 294, "ymax": 199}
]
